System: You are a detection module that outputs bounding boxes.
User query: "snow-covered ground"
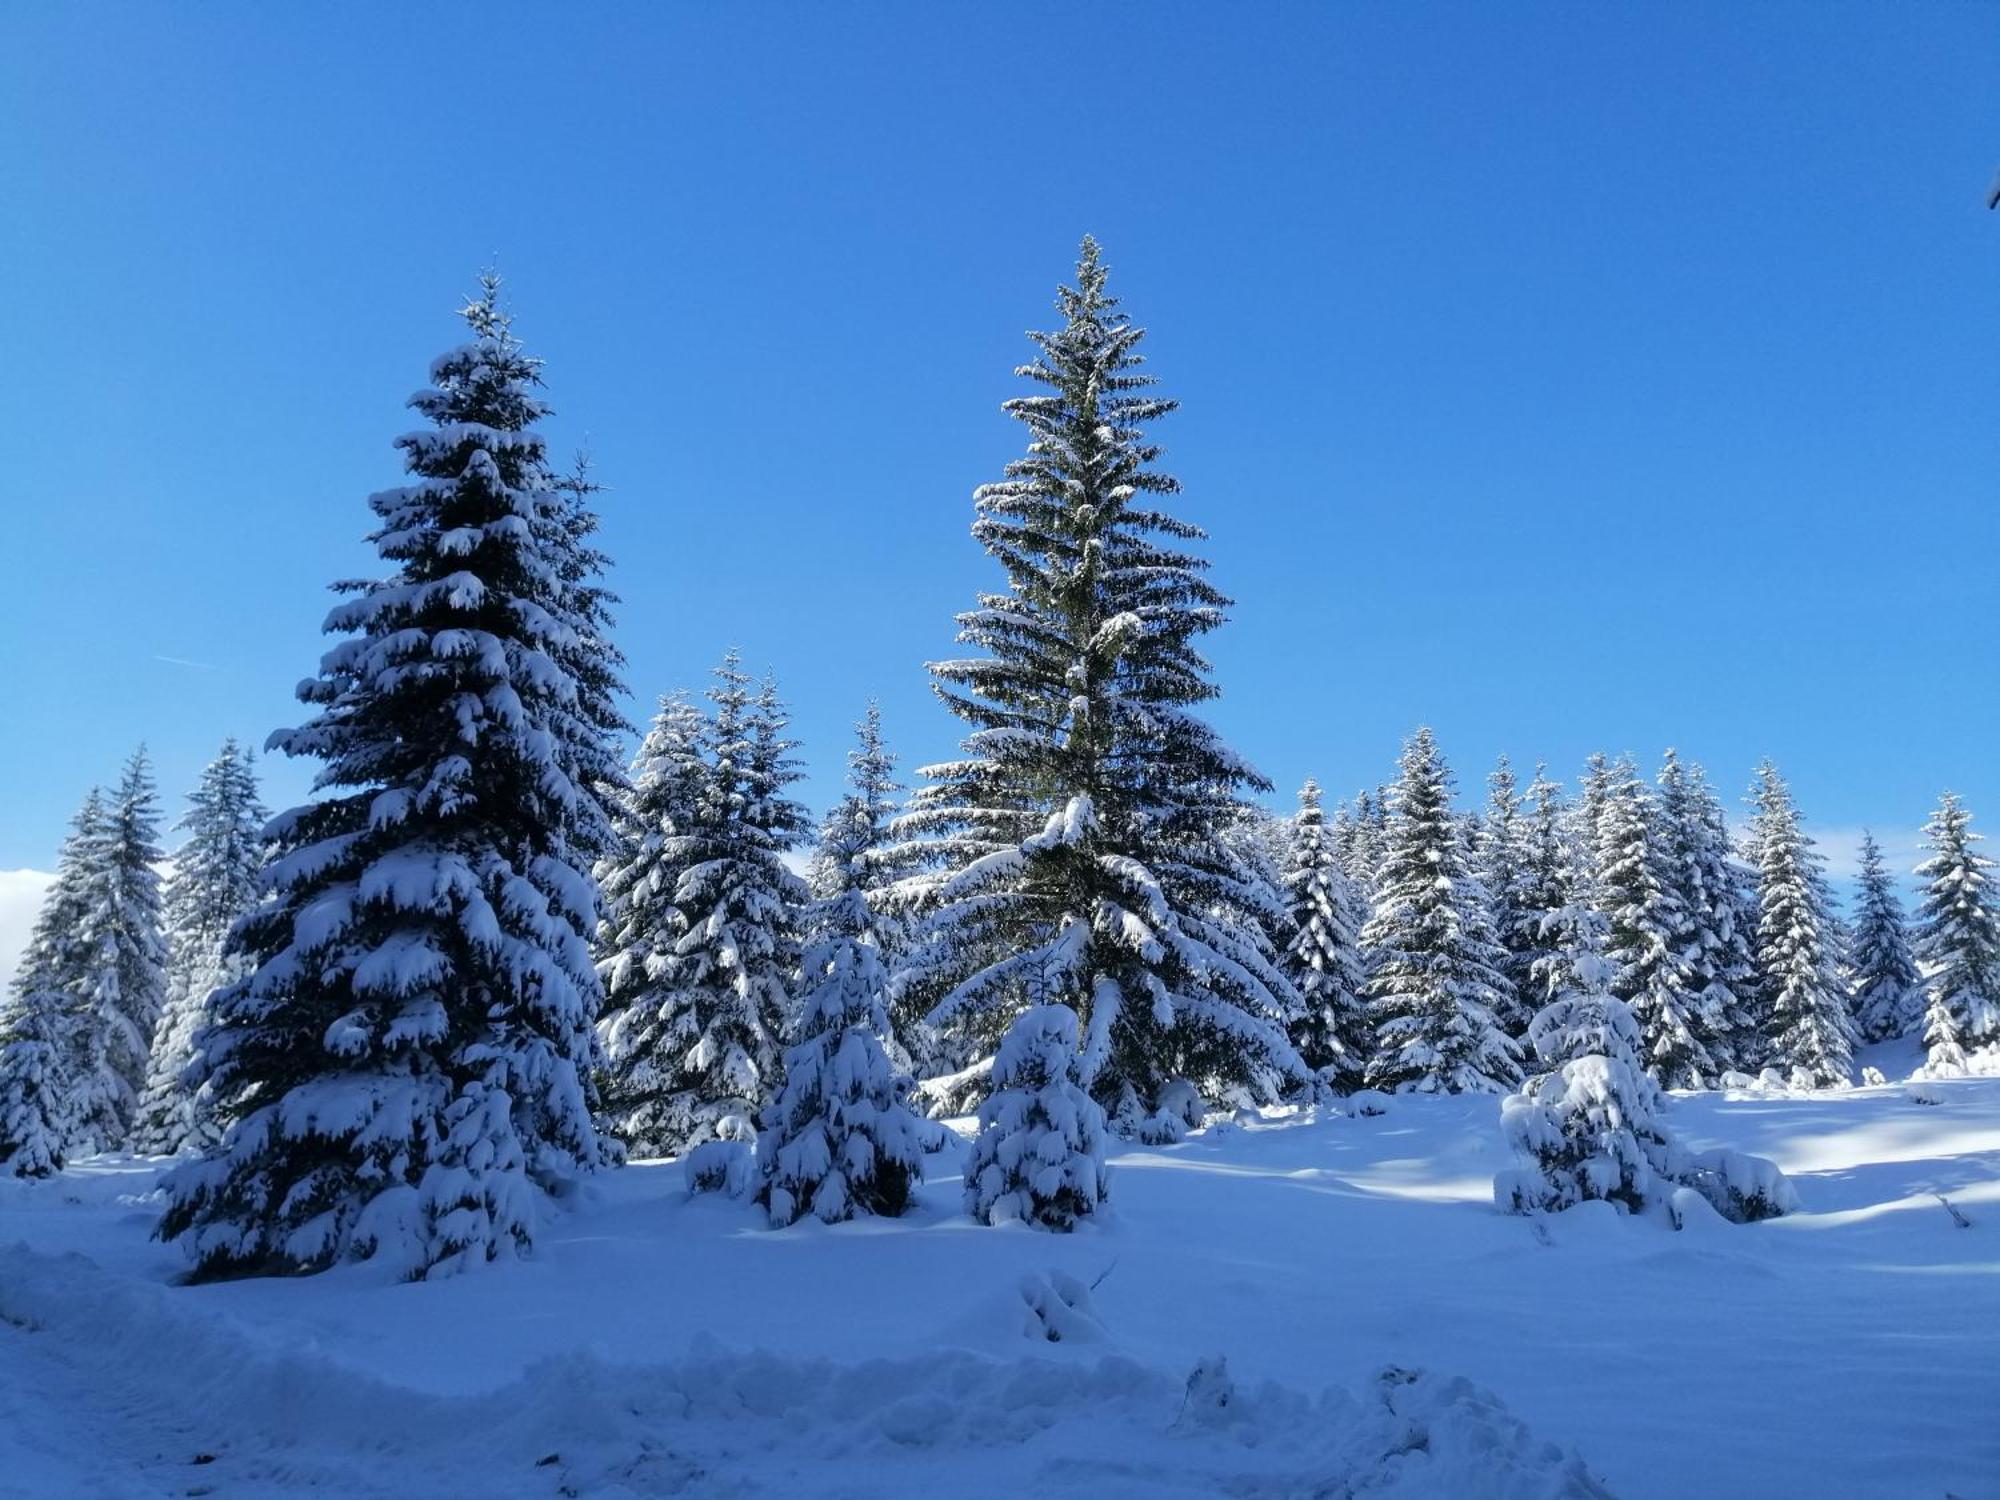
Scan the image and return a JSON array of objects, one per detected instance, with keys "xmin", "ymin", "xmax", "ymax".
[{"xmin": 2, "ymin": 1039, "xmax": 1995, "ymax": 1499}]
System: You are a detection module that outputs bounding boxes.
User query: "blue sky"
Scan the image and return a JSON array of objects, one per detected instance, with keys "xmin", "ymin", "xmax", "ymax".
[{"xmin": 1, "ymin": 3, "xmax": 1994, "ymax": 893}]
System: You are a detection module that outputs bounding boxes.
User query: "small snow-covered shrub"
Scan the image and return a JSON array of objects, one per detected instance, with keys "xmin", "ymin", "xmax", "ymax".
[
  {"xmin": 1016, "ymin": 1270, "xmax": 1106, "ymax": 1343},
  {"xmin": 1497, "ymin": 954, "xmax": 1794, "ymax": 1226},
  {"xmin": 1346, "ymin": 1089, "xmax": 1392, "ymax": 1117},
  {"xmin": 1119, "ymin": 1079, "xmax": 1212, "ymax": 1144},
  {"xmin": 1676, "ymin": 1147, "xmax": 1798, "ymax": 1224},
  {"xmin": 1495, "ymin": 1054, "xmax": 1667, "ymax": 1216},
  {"xmin": 1917, "ymin": 1043, "xmax": 2000, "ymax": 1081},
  {"xmin": 964, "ymin": 1005, "xmax": 1107, "ymax": 1231},
  {"xmin": 1859, "ymin": 1066, "xmax": 1888, "ymax": 1087},
  {"xmin": 1717, "ymin": 1070, "xmax": 1760, "ymax": 1090},
  {"xmin": 1157, "ymin": 1079, "xmax": 1206, "ymax": 1132},
  {"xmin": 1177, "ymin": 1355, "xmax": 1242, "ymax": 1429},
  {"xmin": 1497, "ymin": 958, "xmax": 1672, "ymax": 1216},
  {"xmin": 686, "ymin": 1140, "xmax": 753, "ymax": 1197}
]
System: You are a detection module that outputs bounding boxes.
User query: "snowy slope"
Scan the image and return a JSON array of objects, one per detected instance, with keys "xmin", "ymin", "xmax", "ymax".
[{"xmin": 2, "ymin": 1041, "xmax": 1995, "ymax": 1499}]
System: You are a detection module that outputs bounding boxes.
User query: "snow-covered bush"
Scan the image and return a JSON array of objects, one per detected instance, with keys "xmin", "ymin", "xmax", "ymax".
[
  {"xmin": 1016, "ymin": 1270, "xmax": 1107, "ymax": 1343},
  {"xmin": 1496, "ymin": 1053, "xmax": 1668, "ymax": 1215},
  {"xmin": 965, "ymin": 1005, "xmax": 1107, "ymax": 1230},
  {"xmin": 1113, "ymin": 1076, "xmax": 1206, "ymax": 1144},
  {"xmin": 686, "ymin": 1139, "xmax": 754, "ymax": 1197},
  {"xmin": 1497, "ymin": 908, "xmax": 1673, "ymax": 1215},
  {"xmin": 1675, "ymin": 1146, "xmax": 1798, "ymax": 1224},
  {"xmin": 1495, "ymin": 906, "xmax": 1793, "ymax": 1224}
]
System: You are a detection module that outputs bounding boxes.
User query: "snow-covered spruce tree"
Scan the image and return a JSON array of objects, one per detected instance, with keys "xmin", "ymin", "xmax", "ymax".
[
  {"xmin": 543, "ymin": 451, "xmax": 632, "ymax": 862},
  {"xmin": 132, "ymin": 741, "xmax": 268, "ymax": 1156},
  {"xmin": 1513, "ymin": 766, "xmax": 1579, "ymax": 1011},
  {"xmin": 1848, "ymin": 830, "xmax": 1924, "ymax": 1046},
  {"xmin": 810, "ymin": 702, "xmax": 902, "ymax": 904},
  {"xmin": 1656, "ymin": 752, "xmax": 1761, "ymax": 1075},
  {"xmin": 754, "ymin": 880, "xmax": 926, "ymax": 1226},
  {"xmin": 1476, "ymin": 756, "xmax": 1539, "ymax": 1038},
  {"xmin": 1497, "ymin": 896, "xmax": 1796, "ymax": 1223},
  {"xmin": 898, "ymin": 239, "xmax": 1304, "ymax": 1127},
  {"xmin": 65, "ymin": 747, "xmax": 170, "ymax": 1152},
  {"xmin": 0, "ymin": 991, "xmax": 67, "ymax": 1178},
  {"xmin": 156, "ymin": 283, "xmax": 621, "ymax": 1281},
  {"xmin": 598, "ymin": 655, "xmax": 810, "ymax": 1156},
  {"xmin": 594, "ymin": 690, "xmax": 714, "ymax": 1147},
  {"xmin": 0, "ymin": 789, "xmax": 108, "ymax": 1172},
  {"xmin": 1747, "ymin": 763, "xmax": 1853, "ymax": 1086},
  {"xmin": 1280, "ymin": 781, "xmax": 1373, "ymax": 1092},
  {"xmin": 1913, "ymin": 793, "xmax": 2000, "ymax": 1071},
  {"xmin": 964, "ymin": 1001, "xmax": 1108, "ymax": 1230},
  {"xmin": 1597, "ymin": 760, "xmax": 1711, "ymax": 1089},
  {"xmin": 1572, "ymin": 752, "xmax": 1618, "ymax": 893},
  {"xmin": 1363, "ymin": 729, "xmax": 1521, "ymax": 1094},
  {"xmin": 1336, "ymin": 788, "xmax": 1390, "ymax": 894},
  {"xmin": 1496, "ymin": 899, "xmax": 1673, "ymax": 1215}
]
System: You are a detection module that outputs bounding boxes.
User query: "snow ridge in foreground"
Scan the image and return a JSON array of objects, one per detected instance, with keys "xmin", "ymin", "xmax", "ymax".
[{"xmin": 0, "ymin": 1242, "xmax": 1608, "ymax": 1499}]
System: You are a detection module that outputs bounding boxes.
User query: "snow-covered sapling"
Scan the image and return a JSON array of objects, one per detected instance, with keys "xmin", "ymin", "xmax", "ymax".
[
  {"xmin": 1494, "ymin": 907, "xmax": 1675, "ymax": 1215},
  {"xmin": 965, "ymin": 1004, "xmax": 1107, "ymax": 1230},
  {"xmin": 754, "ymin": 888, "xmax": 928, "ymax": 1227}
]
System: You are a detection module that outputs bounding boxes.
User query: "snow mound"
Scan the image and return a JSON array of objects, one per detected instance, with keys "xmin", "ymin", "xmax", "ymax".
[{"xmin": 0, "ymin": 1242, "xmax": 1608, "ymax": 1498}]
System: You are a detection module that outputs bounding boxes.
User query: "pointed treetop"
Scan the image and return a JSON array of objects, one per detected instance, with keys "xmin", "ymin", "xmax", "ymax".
[
  {"xmin": 460, "ymin": 269, "xmax": 512, "ymax": 341},
  {"xmin": 1297, "ymin": 778, "xmax": 1324, "ymax": 819}
]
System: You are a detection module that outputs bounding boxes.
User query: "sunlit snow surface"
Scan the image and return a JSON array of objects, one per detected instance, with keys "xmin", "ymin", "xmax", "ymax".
[{"xmin": 2, "ymin": 1038, "xmax": 1994, "ymax": 1498}]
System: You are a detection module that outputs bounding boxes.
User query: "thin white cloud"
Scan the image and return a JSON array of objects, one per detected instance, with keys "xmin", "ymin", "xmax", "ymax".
[
  {"xmin": 1721, "ymin": 816, "xmax": 1924, "ymax": 883},
  {"xmin": 1807, "ymin": 826, "xmax": 1927, "ymax": 883},
  {"xmin": 0, "ymin": 869, "xmax": 53, "ymax": 992},
  {"xmin": 152, "ymin": 654, "xmax": 221, "ymax": 671}
]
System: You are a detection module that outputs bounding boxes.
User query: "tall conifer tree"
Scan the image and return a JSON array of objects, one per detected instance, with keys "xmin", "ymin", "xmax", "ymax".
[
  {"xmin": 133, "ymin": 741, "xmax": 267, "ymax": 1156},
  {"xmin": 66, "ymin": 748, "xmax": 170, "ymax": 1151},
  {"xmin": 0, "ymin": 790, "xmax": 107, "ymax": 1175},
  {"xmin": 1362, "ymin": 729, "xmax": 1520, "ymax": 1094},
  {"xmin": 1280, "ymin": 781, "xmax": 1373, "ymax": 1092},
  {"xmin": 1847, "ymin": 831, "xmax": 1923, "ymax": 1046},
  {"xmin": 1656, "ymin": 752, "xmax": 1760, "ymax": 1073},
  {"xmin": 900, "ymin": 239, "xmax": 1303, "ymax": 1122},
  {"xmin": 1747, "ymin": 763, "xmax": 1852, "ymax": 1085},
  {"xmin": 1913, "ymin": 794, "xmax": 2000, "ymax": 1070},
  {"xmin": 598, "ymin": 655, "xmax": 810, "ymax": 1155},
  {"xmin": 157, "ymin": 283, "xmax": 620, "ymax": 1279},
  {"xmin": 1476, "ymin": 756, "xmax": 1538, "ymax": 1037},
  {"xmin": 595, "ymin": 690, "xmax": 711, "ymax": 1147},
  {"xmin": 1596, "ymin": 757, "xmax": 1708, "ymax": 1089},
  {"xmin": 1514, "ymin": 766, "xmax": 1578, "ymax": 1014}
]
